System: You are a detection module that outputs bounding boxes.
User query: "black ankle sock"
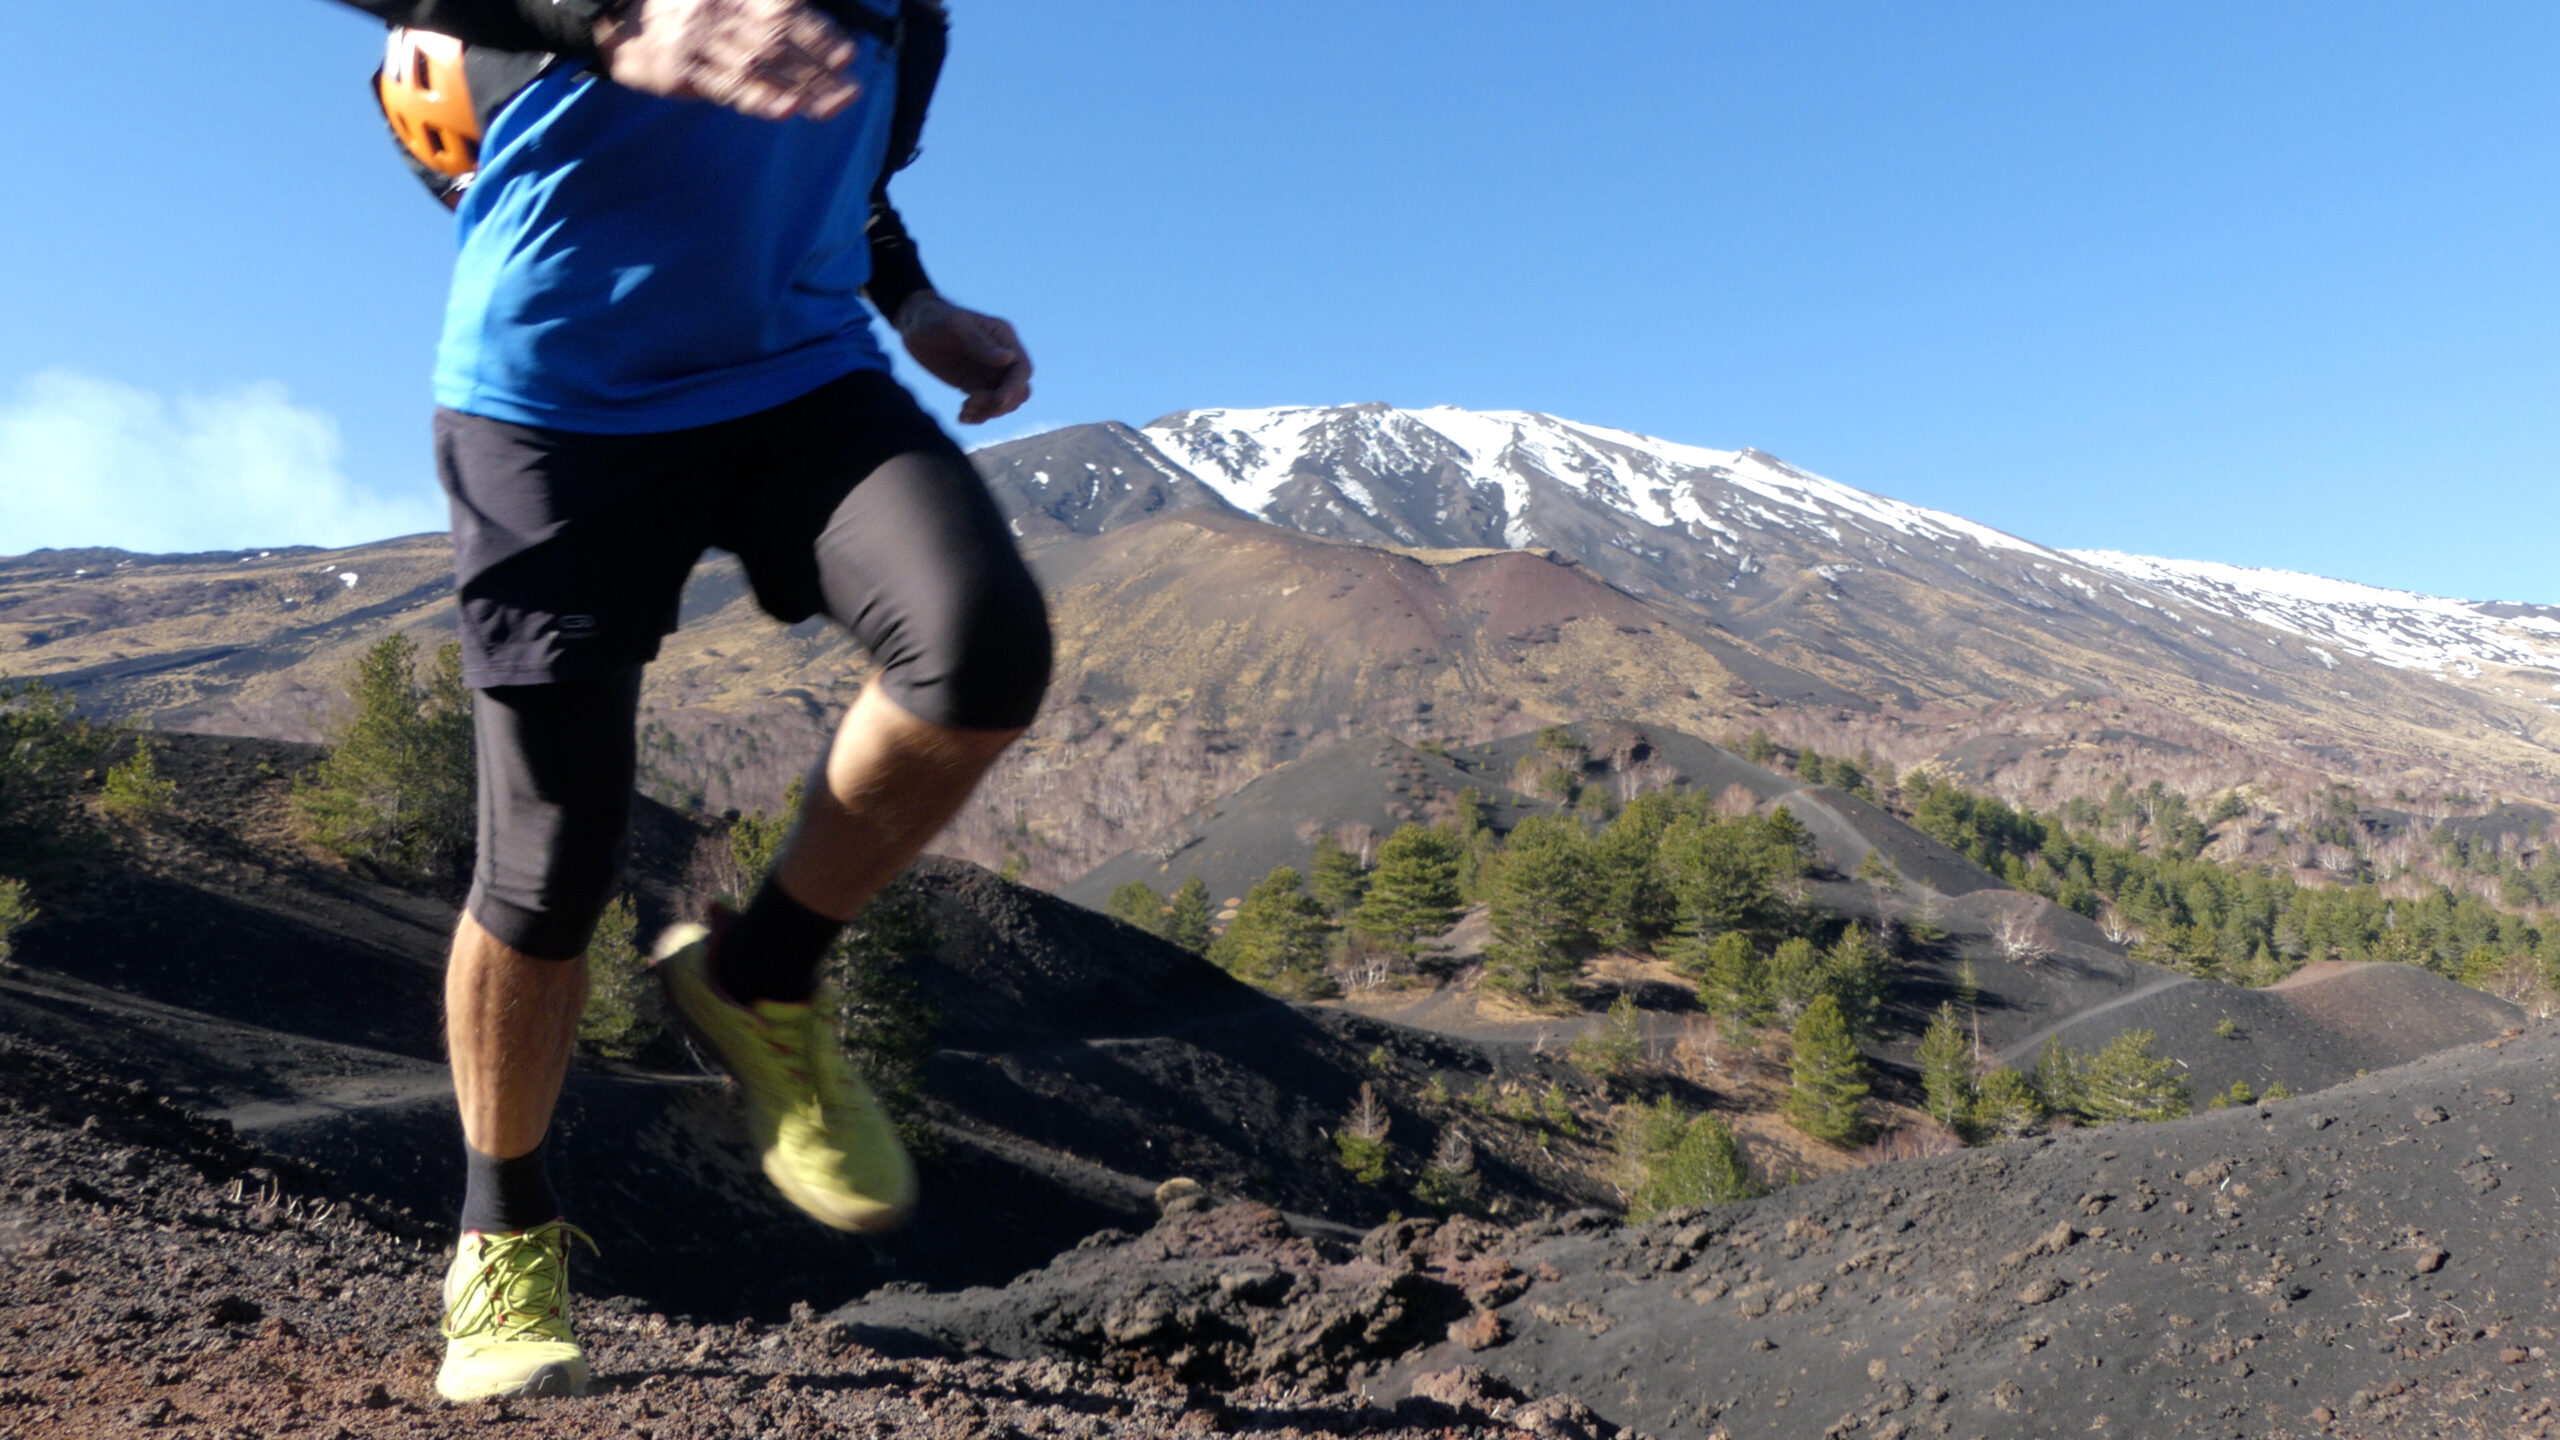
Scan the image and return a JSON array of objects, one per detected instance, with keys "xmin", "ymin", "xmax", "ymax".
[
  {"xmin": 716, "ymin": 879, "xmax": 844, "ymax": 1005},
  {"xmin": 459, "ymin": 1139, "xmax": 560, "ymax": 1234}
]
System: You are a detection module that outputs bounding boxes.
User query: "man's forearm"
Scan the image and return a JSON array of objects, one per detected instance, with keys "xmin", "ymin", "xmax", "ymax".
[{"xmin": 328, "ymin": 0, "xmax": 615, "ymax": 57}]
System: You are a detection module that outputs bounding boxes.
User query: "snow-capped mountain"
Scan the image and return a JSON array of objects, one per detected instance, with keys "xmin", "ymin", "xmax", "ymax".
[
  {"xmin": 2068, "ymin": 551, "xmax": 2560, "ymax": 679},
  {"xmin": 971, "ymin": 404, "xmax": 2560, "ymax": 764},
  {"xmin": 1141, "ymin": 404, "xmax": 2052, "ymax": 566}
]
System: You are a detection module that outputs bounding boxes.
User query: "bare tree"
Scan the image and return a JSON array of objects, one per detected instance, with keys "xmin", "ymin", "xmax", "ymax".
[
  {"xmin": 1992, "ymin": 900, "xmax": 2052, "ymax": 967},
  {"xmin": 2096, "ymin": 901, "xmax": 2138, "ymax": 947},
  {"xmin": 1345, "ymin": 1082, "xmax": 1391, "ymax": 1143}
]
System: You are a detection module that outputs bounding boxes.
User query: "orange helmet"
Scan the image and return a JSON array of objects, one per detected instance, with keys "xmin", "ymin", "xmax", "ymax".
[{"xmin": 376, "ymin": 29, "xmax": 480, "ymax": 200}]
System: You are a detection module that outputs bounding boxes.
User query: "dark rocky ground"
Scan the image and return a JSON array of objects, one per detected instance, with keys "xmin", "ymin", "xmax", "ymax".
[
  {"xmin": 847, "ymin": 1027, "xmax": 2560, "ymax": 1440},
  {"xmin": 2, "ymin": 730, "xmax": 2547, "ymax": 1439},
  {"xmin": 0, "ymin": 1032, "xmax": 1523, "ymax": 1440}
]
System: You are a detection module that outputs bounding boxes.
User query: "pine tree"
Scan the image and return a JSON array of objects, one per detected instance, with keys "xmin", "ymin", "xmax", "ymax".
[
  {"xmin": 821, "ymin": 872, "xmax": 944, "ymax": 1142},
  {"xmin": 1589, "ymin": 796, "xmax": 1676, "ymax": 952},
  {"xmin": 0, "ymin": 677, "xmax": 107, "ymax": 860},
  {"xmin": 1333, "ymin": 1081, "xmax": 1392, "ymax": 1184},
  {"xmin": 2079, "ymin": 1028, "xmax": 2191, "ymax": 1124},
  {"xmin": 577, "ymin": 895, "xmax": 659, "ymax": 1059},
  {"xmin": 1688, "ymin": 930, "xmax": 1770, "ymax": 1026},
  {"xmin": 2031, "ymin": 1035, "xmax": 2087, "ymax": 1119},
  {"xmin": 1163, "ymin": 876, "xmax": 1214, "ymax": 954},
  {"xmin": 1660, "ymin": 814, "xmax": 1780, "ymax": 944},
  {"xmin": 1820, "ymin": 923, "xmax": 1890, "ymax": 1037},
  {"xmin": 1765, "ymin": 936, "xmax": 1826, "ymax": 1019},
  {"xmin": 1620, "ymin": 1097, "xmax": 1759, "ymax": 1219},
  {"xmin": 1969, "ymin": 1066, "xmax": 2044, "ymax": 1140},
  {"xmin": 1310, "ymin": 833, "xmax": 1369, "ymax": 920},
  {"xmin": 1785, "ymin": 995, "xmax": 1870, "ymax": 1145},
  {"xmin": 294, "ymin": 633, "xmax": 476, "ymax": 886},
  {"xmin": 1355, "ymin": 824, "xmax": 1463, "ymax": 958},
  {"xmin": 0, "ymin": 877, "xmax": 33, "ymax": 962},
  {"xmin": 1482, "ymin": 815, "xmax": 1596, "ymax": 1003},
  {"xmin": 1415, "ymin": 1126, "xmax": 1480, "ymax": 1212},
  {"xmin": 1567, "ymin": 992, "xmax": 1648, "ymax": 1084},
  {"xmin": 1209, "ymin": 865, "xmax": 1335, "ymax": 999},
  {"xmin": 1106, "ymin": 879, "xmax": 1167, "ymax": 935},
  {"xmin": 1917, "ymin": 1002, "xmax": 1975, "ymax": 1136},
  {"xmin": 100, "ymin": 737, "xmax": 179, "ymax": 821}
]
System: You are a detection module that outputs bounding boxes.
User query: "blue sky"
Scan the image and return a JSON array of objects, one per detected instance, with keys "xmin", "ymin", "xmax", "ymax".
[{"xmin": 2, "ymin": 2, "xmax": 2553, "ymax": 601}]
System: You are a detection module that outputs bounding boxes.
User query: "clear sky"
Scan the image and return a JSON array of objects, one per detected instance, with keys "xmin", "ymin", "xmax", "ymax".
[{"xmin": 2, "ymin": 2, "xmax": 2553, "ymax": 601}]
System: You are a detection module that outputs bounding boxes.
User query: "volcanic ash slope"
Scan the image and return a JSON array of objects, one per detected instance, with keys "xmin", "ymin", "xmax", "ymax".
[{"xmin": 843, "ymin": 1027, "xmax": 2560, "ymax": 1440}]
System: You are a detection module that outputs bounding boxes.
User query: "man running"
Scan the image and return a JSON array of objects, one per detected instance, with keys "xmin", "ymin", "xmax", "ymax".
[{"xmin": 338, "ymin": 0, "xmax": 1050, "ymax": 1402}]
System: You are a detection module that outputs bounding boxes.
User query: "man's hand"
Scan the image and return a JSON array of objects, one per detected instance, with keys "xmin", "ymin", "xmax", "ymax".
[
  {"xmin": 896, "ymin": 293, "xmax": 1033, "ymax": 424},
  {"xmin": 595, "ymin": 0, "xmax": 861, "ymax": 121}
]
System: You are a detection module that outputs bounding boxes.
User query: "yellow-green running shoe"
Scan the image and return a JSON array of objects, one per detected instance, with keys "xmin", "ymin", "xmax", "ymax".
[
  {"xmin": 653, "ymin": 919, "xmax": 917, "ymax": 1232},
  {"xmin": 435, "ymin": 1221, "xmax": 596, "ymax": 1402}
]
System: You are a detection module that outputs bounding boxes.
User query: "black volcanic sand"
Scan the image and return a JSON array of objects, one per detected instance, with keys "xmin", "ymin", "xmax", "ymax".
[
  {"xmin": 0, "ymin": 1034, "xmax": 1514, "ymax": 1440},
  {"xmin": 842, "ymin": 1027, "xmax": 2560, "ymax": 1440},
  {"xmin": 0, "ymin": 735, "xmax": 1613, "ymax": 1318}
]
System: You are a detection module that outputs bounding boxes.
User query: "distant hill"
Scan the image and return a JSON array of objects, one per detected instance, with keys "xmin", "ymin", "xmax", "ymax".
[
  {"xmin": 7, "ymin": 406, "xmax": 2558, "ymax": 893},
  {"xmin": 1065, "ymin": 718, "xmax": 2522, "ymax": 1114}
]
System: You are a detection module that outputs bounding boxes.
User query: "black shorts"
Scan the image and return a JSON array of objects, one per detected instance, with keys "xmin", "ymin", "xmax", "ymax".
[
  {"xmin": 438, "ymin": 368, "xmax": 1052, "ymax": 958},
  {"xmin": 437, "ymin": 367, "xmax": 1048, "ymax": 730}
]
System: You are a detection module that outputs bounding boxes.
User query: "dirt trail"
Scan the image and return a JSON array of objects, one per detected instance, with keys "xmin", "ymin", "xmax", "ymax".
[{"xmin": 1993, "ymin": 972, "xmax": 2200, "ymax": 1065}]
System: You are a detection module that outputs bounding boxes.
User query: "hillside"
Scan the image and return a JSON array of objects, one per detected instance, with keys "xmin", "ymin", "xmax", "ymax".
[
  {"xmin": 8, "ymin": 405, "xmax": 2560, "ymax": 896},
  {"xmin": 844, "ymin": 1023, "xmax": 2560, "ymax": 1440},
  {"xmin": 0, "ymin": 726, "xmax": 2541, "ymax": 1436},
  {"xmin": 0, "ymin": 732, "xmax": 1626, "ymax": 1317},
  {"xmin": 1067, "ymin": 719, "xmax": 2523, "ymax": 1126}
]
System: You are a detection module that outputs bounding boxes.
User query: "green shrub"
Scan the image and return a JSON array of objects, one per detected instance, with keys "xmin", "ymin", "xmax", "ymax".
[
  {"xmin": 0, "ymin": 877, "xmax": 34, "ymax": 960},
  {"xmin": 1481, "ymin": 816, "xmax": 1596, "ymax": 1004},
  {"xmin": 2031, "ymin": 1035, "xmax": 2087, "ymax": 1118},
  {"xmin": 1163, "ymin": 876, "xmax": 1215, "ymax": 953},
  {"xmin": 2079, "ymin": 1028, "xmax": 2190, "ymax": 1124},
  {"xmin": 1969, "ymin": 1067, "xmax": 2044, "ymax": 1140},
  {"xmin": 1106, "ymin": 879, "xmax": 1167, "ymax": 934},
  {"xmin": 1688, "ymin": 931, "xmax": 1770, "ymax": 1027},
  {"xmin": 1618, "ymin": 1096, "xmax": 1758, "ymax": 1219},
  {"xmin": 1414, "ymin": 1128, "xmax": 1480, "ymax": 1212},
  {"xmin": 1539, "ymin": 1084, "xmax": 1581, "ymax": 1136},
  {"xmin": 576, "ymin": 895, "xmax": 659, "ymax": 1059},
  {"xmin": 816, "ymin": 872, "xmax": 943, "ymax": 1144},
  {"xmin": 100, "ymin": 738, "xmax": 179, "ymax": 822},
  {"xmin": 1334, "ymin": 1082, "xmax": 1392, "ymax": 1185},
  {"xmin": 1209, "ymin": 865, "xmax": 1336, "ymax": 999},
  {"xmin": 2206, "ymin": 1080, "xmax": 2258, "ymax": 1111},
  {"xmin": 1567, "ymin": 993, "xmax": 1648, "ymax": 1084},
  {"xmin": 294, "ymin": 634, "xmax": 475, "ymax": 886},
  {"xmin": 0, "ymin": 677, "xmax": 109, "ymax": 858},
  {"xmin": 1355, "ymin": 825, "xmax": 1464, "ymax": 958}
]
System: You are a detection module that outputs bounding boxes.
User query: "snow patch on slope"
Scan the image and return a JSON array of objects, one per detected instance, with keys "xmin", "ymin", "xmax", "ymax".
[{"xmin": 2072, "ymin": 551, "xmax": 2560, "ymax": 676}]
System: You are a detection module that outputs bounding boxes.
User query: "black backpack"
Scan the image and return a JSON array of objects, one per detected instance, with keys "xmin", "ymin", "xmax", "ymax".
[{"xmin": 383, "ymin": 0, "xmax": 949, "ymax": 207}]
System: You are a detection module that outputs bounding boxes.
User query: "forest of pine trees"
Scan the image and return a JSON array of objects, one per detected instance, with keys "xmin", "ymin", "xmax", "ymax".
[{"xmin": 1172, "ymin": 729, "xmax": 2560, "ymax": 1185}]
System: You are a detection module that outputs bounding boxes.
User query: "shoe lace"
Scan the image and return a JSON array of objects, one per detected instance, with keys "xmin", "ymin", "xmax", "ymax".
[{"xmin": 442, "ymin": 1221, "xmax": 598, "ymax": 1343}]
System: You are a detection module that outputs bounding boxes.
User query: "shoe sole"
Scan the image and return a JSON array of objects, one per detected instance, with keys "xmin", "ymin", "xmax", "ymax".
[
  {"xmin": 516, "ymin": 1362, "xmax": 588, "ymax": 1399},
  {"xmin": 434, "ymin": 1359, "xmax": 591, "ymax": 1403}
]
